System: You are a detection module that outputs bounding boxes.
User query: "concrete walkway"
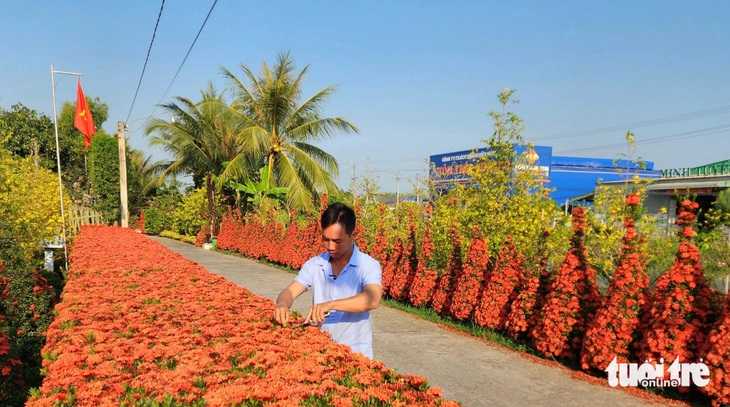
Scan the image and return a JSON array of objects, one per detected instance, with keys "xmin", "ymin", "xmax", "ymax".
[{"xmin": 149, "ymin": 236, "xmax": 663, "ymax": 407}]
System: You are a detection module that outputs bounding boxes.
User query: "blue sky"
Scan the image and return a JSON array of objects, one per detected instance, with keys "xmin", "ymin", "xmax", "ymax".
[{"xmin": 1, "ymin": 1, "xmax": 729, "ymax": 193}]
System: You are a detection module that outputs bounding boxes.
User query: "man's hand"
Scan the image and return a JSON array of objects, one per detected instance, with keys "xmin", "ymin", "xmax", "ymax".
[
  {"xmin": 305, "ymin": 302, "xmax": 334, "ymax": 325},
  {"xmin": 273, "ymin": 304, "xmax": 291, "ymax": 326},
  {"xmin": 273, "ymin": 281, "xmax": 307, "ymax": 326}
]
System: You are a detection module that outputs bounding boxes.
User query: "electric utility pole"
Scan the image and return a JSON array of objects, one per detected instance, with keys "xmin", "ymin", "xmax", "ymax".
[{"xmin": 117, "ymin": 121, "xmax": 129, "ymax": 227}]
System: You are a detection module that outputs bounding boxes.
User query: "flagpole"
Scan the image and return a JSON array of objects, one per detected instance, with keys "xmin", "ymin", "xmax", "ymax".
[{"xmin": 50, "ymin": 64, "xmax": 82, "ymax": 271}]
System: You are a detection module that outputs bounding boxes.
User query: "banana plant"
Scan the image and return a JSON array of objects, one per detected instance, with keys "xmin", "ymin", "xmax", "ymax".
[{"xmin": 225, "ymin": 166, "xmax": 288, "ymax": 207}]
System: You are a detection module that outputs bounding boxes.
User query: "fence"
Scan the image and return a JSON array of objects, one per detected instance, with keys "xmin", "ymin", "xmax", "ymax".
[{"xmin": 68, "ymin": 205, "xmax": 104, "ymax": 235}]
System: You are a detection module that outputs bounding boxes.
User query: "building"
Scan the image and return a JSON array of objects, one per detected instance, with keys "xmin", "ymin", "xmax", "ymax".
[
  {"xmin": 429, "ymin": 145, "xmax": 660, "ymax": 208},
  {"xmin": 600, "ymin": 159, "xmax": 730, "ymax": 223}
]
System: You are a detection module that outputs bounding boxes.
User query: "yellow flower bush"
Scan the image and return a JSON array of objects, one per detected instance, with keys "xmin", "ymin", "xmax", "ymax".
[{"xmin": 0, "ymin": 150, "xmax": 69, "ymax": 259}]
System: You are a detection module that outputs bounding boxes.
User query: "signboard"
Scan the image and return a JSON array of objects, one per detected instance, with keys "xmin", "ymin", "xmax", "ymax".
[
  {"xmin": 429, "ymin": 145, "xmax": 552, "ymax": 185},
  {"xmin": 660, "ymin": 159, "xmax": 730, "ymax": 178}
]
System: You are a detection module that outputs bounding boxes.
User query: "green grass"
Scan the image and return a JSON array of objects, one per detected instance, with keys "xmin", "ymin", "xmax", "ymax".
[{"xmin": 379, "ymin": 298, "xmax": 536, "ymax": 355}]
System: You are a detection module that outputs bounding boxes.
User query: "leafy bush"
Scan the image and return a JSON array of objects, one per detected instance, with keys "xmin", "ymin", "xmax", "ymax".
[
  {"xmin": 0, "ymin": 149, "xmax": 68, "ymax": 258},
  {"xmin": 143, "ymin": 184, "xmax": 182, "ymax": 235},
  {"xmin": 159, "ymin": 230, "xmax": 196, "ymax": 244},
  {"xmin": 88, "ymin": 133, "xmax": 120, "ymax": 224},
  {"xmin": 143, "ymin": 206, "xmax": 165, "ymax": 235},
  {"xmin": 0, "ymin": 257, "xmax": 56, "ymax": 406},
  {"xmin": 173, "ymin": 188, "xmax": 208, "ymax": 236}
]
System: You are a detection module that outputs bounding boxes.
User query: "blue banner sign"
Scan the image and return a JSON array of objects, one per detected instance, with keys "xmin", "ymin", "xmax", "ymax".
[{"xmin": 429, "ymin": 145, "xmax": 552, "ymax": 185}]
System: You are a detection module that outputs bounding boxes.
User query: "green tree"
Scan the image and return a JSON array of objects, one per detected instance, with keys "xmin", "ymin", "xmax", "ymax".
[
  {"xmin": 221, "ymin": 52, "xmax": 359, "ymax": 210},
  {"xmin": 430, "ymin": 89, "xmax": 566, "ymax": 269},
  {"xmin": 146, "ymin": 85, "xmax": 242, "ymax": 237},
  {"xmin": 0, "ymin": 103, "xmax": 55, "ymax": 168},
  {"xmin": 127, "ymin": 148, "xmax": 155, "ymax": 217},
  {"xmin": 87, "ymin": 133, "xmax": 120, "ymax": 223},
  {"xmin": 56, "ymin": 96, "xmax": 109, "ymax": 203}
]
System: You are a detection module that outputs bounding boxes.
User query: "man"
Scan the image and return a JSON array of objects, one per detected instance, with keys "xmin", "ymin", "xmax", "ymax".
[{"xmin": 273, "ymin": 202, "xmax": 382, "ymax": 359}]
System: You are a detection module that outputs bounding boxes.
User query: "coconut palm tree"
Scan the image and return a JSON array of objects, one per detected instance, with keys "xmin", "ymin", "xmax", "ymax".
[
  {"xmin": 220, "ymin": 52, "xmax": 358, "ymax": 209},
  {"xmin": 145, "ymin": 85, "xmax": 244, "ymax": 188},
  {"xmin": 145, "ymin": 84, "xmax": 245, "ymax": 236}
]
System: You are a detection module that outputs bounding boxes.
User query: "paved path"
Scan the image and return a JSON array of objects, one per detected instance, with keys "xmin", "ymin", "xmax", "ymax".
[{"xmin": 149, "ymin": 236, "xmax": 662, "ymax": 407}]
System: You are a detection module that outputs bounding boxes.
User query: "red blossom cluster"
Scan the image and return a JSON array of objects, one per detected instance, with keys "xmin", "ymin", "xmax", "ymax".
[
  {"xmin": 449, "ymin": 226, "xmax": 490, "ymax": 321},
  {"xmin": 0, "ymin": 264, "xmax": 22, "ymax": 393},
  {"xmin": 134, "ymin": 210, "xmax": 146, "ymax": 234},
  {"xmin": 353, "ymin": 199, "xmax": 367, "ymax": 248},
  {"xmin": 700, "ymin": 293, "xmax": 730, "ymax": 406},
  {"xmin": 28, "ymin": 225, "xmax": 456, "ymax": 407},
  {"xmin": 505, "ymin": 230, "xmax": 552, "ymax": 340},
  {"xmin": 532, "ymin": 207, "xmax": 601, "ymax": 360},
  {"xmin": 581, "ymin": 193, "xmax": 651, "ymax": 371},
  {"xmin": 473, "ymin": 237, "xmax": 525, "ymax": 330},
  {"xmin": 215, "ymin": 208, "xmax": 321, "ymax": 270},
  {"xmin": 430, "ymin": 227, "xmax": 463, "ymax": 317},
  {"xmin": 640, "ymin": 200, "xmax": 715, "ymax": 377},
  {"xmin": 388, "ymin": 218, "xmax": 419, "ymax": 301},
  {"xmin": 368, "ymin": 205, "xmax": 390, "ymax": 268},
  {"xmin": 194, "ymin": 223, "xmax": 210, "ymax": 247},
  {"xmin": 409, "ymin": 205, "xmax": 438, "ymax": 308},
  {"xmin": 381, "ymin": 238, "xmax": 403, "ymax": 295}
]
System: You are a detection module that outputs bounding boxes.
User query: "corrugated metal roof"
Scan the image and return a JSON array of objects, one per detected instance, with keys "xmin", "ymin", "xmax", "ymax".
[{"xmin": 646, "ymin": 180, "xmax": 730, "ymax": 190}]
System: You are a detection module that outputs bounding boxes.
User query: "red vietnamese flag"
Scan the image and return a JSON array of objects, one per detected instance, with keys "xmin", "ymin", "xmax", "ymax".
[{"xmin": 74, "ymin": 79, "xmax": 96, "ymax": 148}]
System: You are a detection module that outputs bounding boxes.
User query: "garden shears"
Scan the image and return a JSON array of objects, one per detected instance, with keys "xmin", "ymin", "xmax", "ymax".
[{"xmin": 294, "ymin": 311, "xmax": 331, "ymax": 328}]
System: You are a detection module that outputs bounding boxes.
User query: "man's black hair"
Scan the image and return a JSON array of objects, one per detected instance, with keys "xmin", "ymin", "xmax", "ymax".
[{"xmin": 321, "ymin": 202, "xmax": 356, "ymax": 235}]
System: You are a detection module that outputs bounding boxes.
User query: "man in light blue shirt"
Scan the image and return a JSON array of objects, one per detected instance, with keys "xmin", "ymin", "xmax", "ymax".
[{"xmin": 273, "ymin": 202, "xmax": 382, "ymax": 359}]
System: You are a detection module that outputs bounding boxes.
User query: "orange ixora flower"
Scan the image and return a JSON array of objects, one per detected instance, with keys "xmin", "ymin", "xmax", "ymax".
[
  {"xmin": 638, "ymin": 199, "xmax": 717, "ymax": 383},
  {"xmin": 473, "ymin": 237, "xmax": 525, "ymax": 330},
  {"xmin": 27, "ymin": 226, "xmax": 455, "ymax": 407},
  {"xmin": 449, "ymin": 226, "xmax": 489, "ymax": 321},
  {"xmin": 532, "ymin": 207, "xmax": 601, "ymax": 361},
  {"xmin": 581, "ymin": 194, "xmax": 651, "ymax": 372}
]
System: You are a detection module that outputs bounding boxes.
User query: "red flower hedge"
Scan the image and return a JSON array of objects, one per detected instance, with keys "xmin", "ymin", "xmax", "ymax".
[
  {"xmin": 449, "ymin": 226, "xmax": 489, "ymax": 321},
  {"xmin": 700, "ymin": 293, "xmax": 730, "ymax": 406},
  {"xmin": 215, "ymin": 208, "xmax": 321, "ymax": 271},
  {"xmin": 532, "ymin": 207, "xmax": 601, "ymax": 360},
  {"xmin": 581, "ymin": 193, "xmax": 651, "ymax": 371},
  {"xmin": 0, "ymin": 263, "xmax": 23, "ymax": 400},
  {"xmin": 640, "ymin": 200, "xmax": 715, "ymax": 373},
  {"xmin": 368, "ymin": 205, "xmax": 390, "ymax": 268},
  {"xmin": 409, "ymin": 206, "xmax": 438, "ymax": 308},
  {"xmin": 381, "ymin": 238, "xmax": 404, "ymax": 295},
  {"xmin": 388, "ymin": 218, "xmax": 419, "ymax": 301},
  {"xmin": 505, "ymin": 230, "xmax": 551, "ymax": 340},
  {"xmin": 473, "ymin": 237, "xmax": 525, "ymax": 330},
  {"xmin": 431, "ymin": 227, "xmax": 462, "ymax": 318},
  {"xmin": 28, "ymin": 225, "xmax": 457, "ymax": 407}
]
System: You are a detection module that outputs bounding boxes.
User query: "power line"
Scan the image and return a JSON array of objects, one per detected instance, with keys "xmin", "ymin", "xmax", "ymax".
[
  {"xmin": 534, "ymin": 105, "xmax": 730, "ymax": 142},
  {"xmin": 137, "ymin": 0, "xmax": 219, "ymax": 131},
  {"xmin": 555, "ymin": 123, "xmax": 730, "ymax": 154},
  {"xmin": 126, "ymin": 0, "xmax": 166, "ymax": 124}
]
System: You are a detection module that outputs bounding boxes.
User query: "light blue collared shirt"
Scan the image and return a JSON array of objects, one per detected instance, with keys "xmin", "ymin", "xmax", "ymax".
[{"xmin": 295, "ymin": 244, "xmax": 382, "ymax": 358}]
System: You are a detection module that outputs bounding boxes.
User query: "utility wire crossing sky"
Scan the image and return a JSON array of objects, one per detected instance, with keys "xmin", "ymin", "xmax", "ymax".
[{"xmin": 1, "ymin": 1, "xmax": 728, "ymax": 192}]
